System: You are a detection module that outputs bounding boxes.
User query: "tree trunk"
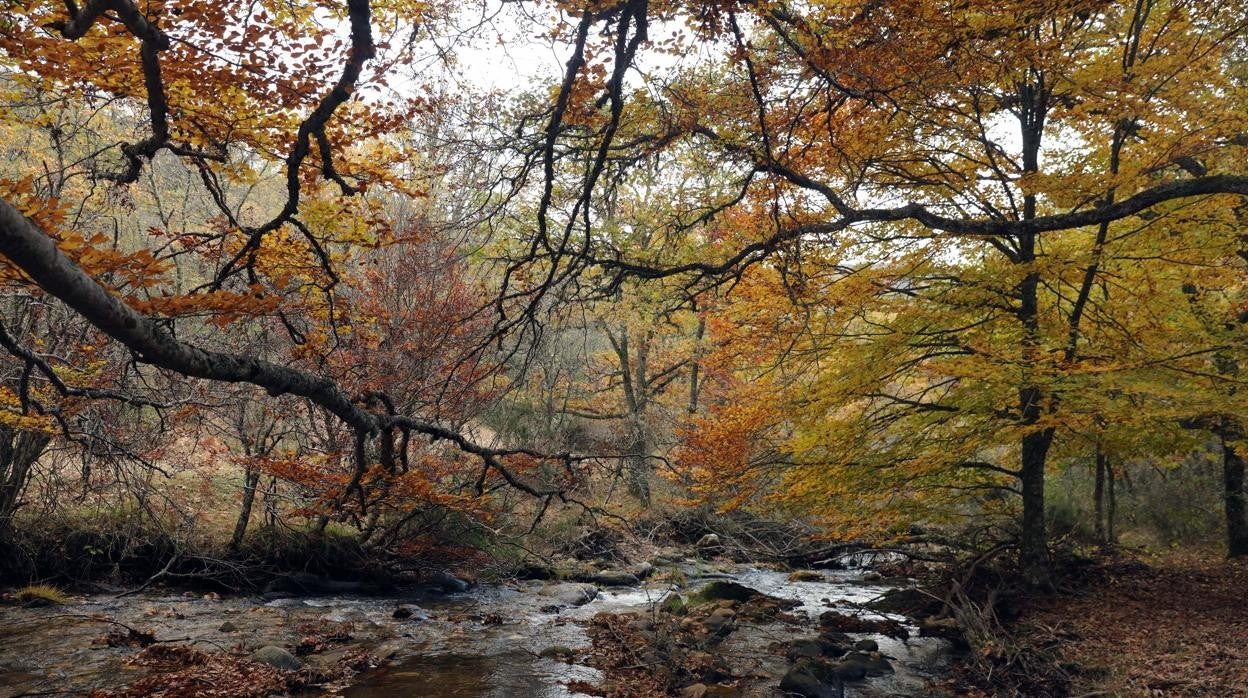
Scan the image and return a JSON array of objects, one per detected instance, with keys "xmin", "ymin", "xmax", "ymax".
[
  {"xmin": 1093, "ymin": 449, "xmax": 1106, "ymax": 546},
  {"xmin": 1019, "ymin": 426, "xmax": 1054, "ymax": 585},
  {"xmin": 0, "ymin": 427, "xmax": 52, "ymax": 538},
  {"xmin": 1221, "ymin": 434, "xmax": 1248, "ymax": 557},
  {"xmin": 230, "ymin": 468, "xmax": 261, "ymax": 551},
  {"xmin": 1105, "ymin": 457, "xmax": 1116, "ymax": 544}
]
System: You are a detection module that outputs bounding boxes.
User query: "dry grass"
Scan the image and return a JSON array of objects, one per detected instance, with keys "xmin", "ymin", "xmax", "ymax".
[{"xmin": 13, "ymin": 583, "xmax": 70, "ymax": 606}]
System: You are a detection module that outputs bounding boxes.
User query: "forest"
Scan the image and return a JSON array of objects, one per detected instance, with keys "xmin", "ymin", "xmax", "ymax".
[{"xmin": 1, "ymin": 0, "xmax": 1248, "ymax": 695}]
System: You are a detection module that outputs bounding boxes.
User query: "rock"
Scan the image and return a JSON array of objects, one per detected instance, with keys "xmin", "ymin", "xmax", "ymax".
[
  {"xmin": 371, "ymin": 641, "xmax": 404, "ymax": 661},
  {"xmin": 590, "ymin": 570, "xmax": 641, "ymax": 587},
  {"xmin": 538, "ymin": 645, "xmax": 575, "ymax": 662},
  {"xmin": 217, "ymin": 621, "xmax": 238, "ymax": 633},
  {"xmin": 679, "ymin": 684, "xmax": 709, "ymax": 698},
  {"xmin": 858, "ymin": 571, "xmax": 884, "ymax": 583},
  {"xmin": 428, "ymin": 571, "xmax": 472, "ymax": 593},
  {"xmin": 250, "ymin": 646, "xmax": 302, "ymax": 671},
  {"xmin": 320, "ymin": 608, "xmax": 369, "ymax": 624},
  {"xmin": 818, "ymin": 630, "xmax": 853, "ymax": 655},
  {"xmin": 691, "ymin": 581, "xmax": 759, "ymax": 604},
  {"xmin": 658, "ymin": 593, "xmax": 686, "ymax": 615},
  {"xmin": 266, "ymin": 572, "xmax": 363, "ymax": 596},
  {"xmin": 702, "ymin": 607, "xmax": 736, "ymax": 633},
  {"xmin": 514, "ymin": 563, "xmax": 556, "ymax": 580},
  {"xmin": 539, "ymin": 604, "xmax": 563, "ymax": 614},
  {"xmin": 392, "ymin": 604, "xmax": 427, "ymax": 621},
  {"xmin": 779, "ymin": 659, "xmax": 843, "ymax": 698},
  {"xmin": 829, "ymin": 658, "xmax": 867, "ymax": 681},
  {"xmin": 788, "ymin": 570, "xmax": 825, "ymax": 582},
  {"xmin": 785, "ymin": 638, "xmax": 826, "ymax": 661},
  {"xmin": 629, "ymin": 562, "xmax": 655, "ymax": 579},
  {"xmin": 537, "ymin": 582, "xmax": 598, "ymax": 607},
  {"xmin": 263, "ymin": 598, "xmax": 306, "ymax": 608},
  {"xmin": 818, "ymin": 610, "xmax": 909, "ymax": 640},
  {"xmin": 919, "ymin": 616, "xmax": 961, "ymax": 640},
  {"xmin": 695, "ymin": 533, "xmax": 722, "ymax": 555},
  {"xmin": 853, "ymin": 639, "xmax": 878, "ymax": 652},
  {"xmin": 840, "ymin": 651, "xmax": 893, "ymax": 677}
]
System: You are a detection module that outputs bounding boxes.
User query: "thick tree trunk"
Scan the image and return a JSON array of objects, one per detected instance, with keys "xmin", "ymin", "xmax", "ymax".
[
  {"xmin": 1019, "ymin": 426, "xmax": 1054, "ymax": 585},
  {"xmin": 0, "ymin": 427, "xmax": 52, "ymax": 538},
  {"xmin": 1221, "ymin": 435, "xmax": 1248, "ymax": 557}
]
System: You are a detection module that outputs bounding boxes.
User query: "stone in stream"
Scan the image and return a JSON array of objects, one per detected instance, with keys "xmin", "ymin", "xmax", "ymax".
[
  {"xmin": 853, "ymin": 638, "xmax": 878, "ymax": 652},
  {"xmin": 265, "ymin": 572, "xmax": 363, "ymax": 596},
  {"xmin": 537, "ymin": 582, "xmax": 598, "ymax": 607},
  {"xmin": 427, "ymin": 570, "xmax": 472, "ymax": 593},
  {"xmin": 690, "ymin": 580, "xmax": 759, "ymax": 604},
  {"xmin": 840, "ymin": 650, "xmax": 894, "ymax": 677},
  {"xmin": 538, "ymin": 645, "xmax": 576, "ymax": 662},
  {"xmin": 217, "ymin": 621, "xmax": 238, "ymax": 633},
  {"xmin": 320, "ymin": 608, "xmax": 369, "ymax": 624},
  {"xmin": 392, "ymin": 604, "xmax": 428, "ymax": 621},
  {"xmin": 250, "ymin": 646, "xmax": 303, "ymax": 670},
  {"xmin": 818, "ymin": 610, "xmax": 910, "ymax": 639},
  {"xmin": 779, "ymin": 658, "xmax": 847, "ymax": 698},
  {"xmin": 589, "ymin": 569, "xmax": 641, "ymax": 587}
]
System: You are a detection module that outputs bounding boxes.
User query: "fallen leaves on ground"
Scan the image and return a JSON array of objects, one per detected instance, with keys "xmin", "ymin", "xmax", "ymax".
[{"xmin": 1022, "ymin": 551, "xmax": 1248, "ymax": 697}]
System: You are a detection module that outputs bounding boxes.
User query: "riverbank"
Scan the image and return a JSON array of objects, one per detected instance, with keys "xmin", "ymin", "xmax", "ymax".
[{"xmin": 1001, "ymin": 550, "xmax": 1248, "ymax": 697}]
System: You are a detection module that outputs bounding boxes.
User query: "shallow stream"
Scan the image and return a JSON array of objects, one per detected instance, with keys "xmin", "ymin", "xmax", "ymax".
[{"xmin": 0, "ymin": 562, "xmax": 952, "ymax": 697}]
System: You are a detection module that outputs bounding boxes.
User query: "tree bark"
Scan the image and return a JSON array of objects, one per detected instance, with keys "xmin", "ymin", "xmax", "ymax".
[
  {"xmin": 0, "ymin": 427, "xmax": 52, "ymax": 538},
  {"xmin": 1093, "ymin": 449, "xmax": 1106, "ymax": 546},
  {"xmin": 230, "ymin": 468, "xmax": 262, "ymax": 551},
  {"xmin": 1221, "ymin": 431, "xmax": 1248, "ymax": 557}
]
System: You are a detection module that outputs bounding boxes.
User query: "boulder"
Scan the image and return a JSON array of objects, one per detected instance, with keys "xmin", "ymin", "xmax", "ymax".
[
  {"xmin": 265, "ymin": 572, "xmax": 363, "ymax": 596},
  {"xmin": 392, "ymin": 604, "xmax": 427, "ymax": 621},
  {"xmin": 427, "ymin": 571, "xmax": 472, "ymax": 593},
  {"xmin": 839, "ymin": 651, "xmax": 893, "ymax": 677},
  {"xmin": 628, "ymin": 562, "xmax": 655, "ymax": 579},
  {"xmin": 217, "ymin": 621, "xmax": 238, "ymax": 633},
  {"xmin": 590, "ymin": 570, "xmax": 641, "ymax": 587},
  {"xmin": 691, "ymin": 581, "xmax": 759, "ymax": 605},
  {"xmin": 779, "ymin": 659, "xmax": 844, "ymax": 698},
  {"xmin": 537, "ymin": 582, "xmax": 598, "ymax": 607},
  {"xmin": 702, "ymin": 607, "xmax": 736, "ymax": 633},
  {"xmin": 251, "ymin": 646, "xmax": 302, "ymax": 671},
  {"xmin": 853, "ymin": 639, "xmax": 878, "ymax": 652},
  {"xmin": 785, "ymin": 638, "xmax": 826, "ymax": 661}
]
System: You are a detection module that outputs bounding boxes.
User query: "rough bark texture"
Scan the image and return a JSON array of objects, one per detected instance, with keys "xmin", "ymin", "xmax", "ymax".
[{"xmin": 1222, "ymin": 435, "xmax": 1248, "ymax": 558}]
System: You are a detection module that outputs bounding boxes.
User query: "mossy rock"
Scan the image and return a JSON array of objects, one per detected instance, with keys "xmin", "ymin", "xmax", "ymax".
[
  {"xmin": 659, "ymin": 592, "xmax": 687, "ymax": 615},
  {"xmin": 689, "ymin": 581, "xmax": 760, "ymax": 605}
]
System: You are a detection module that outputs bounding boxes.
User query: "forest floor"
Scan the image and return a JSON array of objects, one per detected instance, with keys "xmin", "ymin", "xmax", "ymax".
[{"xmin": 1016, "ymin": 550, "xmax": 1248, "ymax": 696}]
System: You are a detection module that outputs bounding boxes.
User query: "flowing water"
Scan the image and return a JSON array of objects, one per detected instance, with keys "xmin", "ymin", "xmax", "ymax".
[{"xmin": 0, "ymin": 562, "xmax": 952, "ymax": 697}]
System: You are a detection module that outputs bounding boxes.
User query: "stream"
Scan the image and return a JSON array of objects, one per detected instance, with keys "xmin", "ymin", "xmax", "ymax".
[{"xmin": 0, "ymin": 561, "xmax": 953, "ymax": 697}]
